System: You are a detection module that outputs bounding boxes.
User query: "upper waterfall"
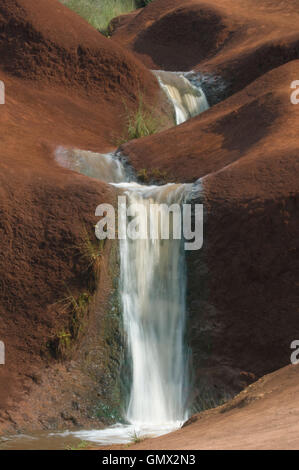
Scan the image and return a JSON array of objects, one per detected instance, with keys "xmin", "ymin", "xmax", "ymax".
[{"xmin": 153, "ymin": 70, "xmax": 210, "ymax": 124}]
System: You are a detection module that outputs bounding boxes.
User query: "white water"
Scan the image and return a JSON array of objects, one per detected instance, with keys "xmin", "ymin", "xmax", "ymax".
[
  {"xmin": 54, "ymin": 151, "xmax": 192, "ymax": 445},
  {"xmin": 117, "ymin": 182, "xmax": 190, "ymax": 426},
  {"xmin": 54, "ymin": 147, "xmax": 126, "ymax": 183},
  {"xmin": 52, "ymin": 72, "xmax": 206, "ymax": 445},
  {"xmin": 154, "ymin": 70, "xmax": 210, "ymax": 124}
]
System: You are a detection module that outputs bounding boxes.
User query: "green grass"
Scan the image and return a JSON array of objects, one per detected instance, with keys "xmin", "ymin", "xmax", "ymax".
[
  {"xmin": 62, "ymin": 0, "xmax": 138, "ymax": 35},
  {"xmin": 129, "ymin": 430, "xmax": 144, "ymax": 444},
  {"xmin": 117, "ymin": 95, "xmax": 164, "ymax": 144}
]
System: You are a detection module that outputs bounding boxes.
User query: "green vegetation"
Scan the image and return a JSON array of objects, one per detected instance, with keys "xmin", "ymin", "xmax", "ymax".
[
  {"xmin": 66, "ymin": 440, "xmax": 89, "ymax": 450},
  {"xmin": 63, "ymin": 0, "xmax": 136, "ymax": 35},
  {"xmin": 65, "ymin": 291, "xmax": 91, "ymax": 339},
  {"xmin": 129, "ymin": 430, "xmax": 144, "ymax": 444},
  {"xmin": 61, "ymin": 0, "xmax": 155, "ymax": 35},
  {"xmin": 117, "ymin": 95, "xmax": 164, "ymax": 144},
  {"xmin": 136, "ymin": 0, "xmax": 153, "ymax": 6},
  {"xmin": 95, "ymin": 401, "xmax": 122, "ymax": 423},
  {"xmin": 47, "ymin": 226, "xmax": 106, "ymax": 360},
  {"xmin": 193, "ymin": 390, "xmax": 232, "ymax": 413},
  {"xmin": 49, "ymin": 291, "xmax": 91, "ymax": 359}
]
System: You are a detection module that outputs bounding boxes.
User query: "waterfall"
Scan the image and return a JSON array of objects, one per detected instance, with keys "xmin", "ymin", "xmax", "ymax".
[
  {"xmin": 116, "ymin": 182, "xmax": 189, "ymax": 426},
  {"xmin": 55, "ymin": 149, "xmax": 194, "ymax": 444},
  {"xmin": 153, "ymin": 70, "xmax": 210, "ymax": 124},
  {"xmin": 53, "ymin": 70, "xmax": 207, "ymax": 442}
]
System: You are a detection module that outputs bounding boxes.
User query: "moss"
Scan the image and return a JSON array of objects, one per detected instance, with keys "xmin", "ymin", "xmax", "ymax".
[
  {"xmin": 95, "ymin": 401, "xmax": 122, "ymax": 423},
  {"xmin": 81, "ymin": 240, "xmax": 125, "ymax": 424},
  {"xmin": 98, "ymin": 273, "xmax": 125, "ymax": 423}
]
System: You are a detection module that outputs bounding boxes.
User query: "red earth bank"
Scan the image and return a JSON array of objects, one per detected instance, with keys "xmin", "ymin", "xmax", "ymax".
[
  {"xmin": 0, "ymin": 0, "xmax": 163, "ymax": 433},
  {"xmin": 99, "ymin": 365, "xmax": 299, "ymax": 450}
]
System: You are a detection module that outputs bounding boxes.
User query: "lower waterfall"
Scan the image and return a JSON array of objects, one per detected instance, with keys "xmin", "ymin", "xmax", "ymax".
[
  {"xmin": 117, "ymin": 183, "xmax": 190, "ymax": 427},
  {"xmin": 55, "ymin": 149, "xmax": 195, "ymax": 444}
]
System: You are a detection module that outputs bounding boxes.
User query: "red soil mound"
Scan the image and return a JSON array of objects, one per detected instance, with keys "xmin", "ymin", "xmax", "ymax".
[
  {"xmin": 111, "ymin": 0, "xmax": 299, "ymax": 96},
  {"xmin": 121, "ymin": 60, "xmax": 299, "ymax": 399},
  {"xmin": 0, "ymin": 0, "xmax": 163, "ymax": 433},
  {"xmin": 104, "ymin": 365, "xmax": 299, "ymax": 450},
  {"xmin": 0, "ymin": 0, "xmax": 158, "ymax": 97}
]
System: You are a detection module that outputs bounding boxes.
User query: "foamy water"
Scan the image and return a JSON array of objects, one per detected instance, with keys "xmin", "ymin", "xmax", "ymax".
[
  {"xmin": 10, "ymin": 72, "xmax": 207, "ymax": 448},
  {"xmin": 154, "ymin": 70, "xmax": 209, "ymax": 124}
]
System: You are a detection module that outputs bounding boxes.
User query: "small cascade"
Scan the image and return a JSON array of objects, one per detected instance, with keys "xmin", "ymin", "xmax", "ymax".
[
  {"xmin": 54, "ymin": 147, "xmax": 126, "ymax": 183},
  {"xmin": 153, "ymin": 70, "xmax": 210, "ymax": 124}
]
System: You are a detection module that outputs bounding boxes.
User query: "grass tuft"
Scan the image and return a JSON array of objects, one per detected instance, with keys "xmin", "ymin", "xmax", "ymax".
[
  {"xmin": 79, "ymin": 226, "xmax": 106, "ymax": 286},
  {"xmin": 117, "ymin": 95, "xmax": 164, "ymax": 145},
  {"xmin": 129, "ymin": 430, "xmax": 144, "ymax": 444},
  {"xmin": 66, "ymin": 440, "xmax": 89, "ymax": 450}
]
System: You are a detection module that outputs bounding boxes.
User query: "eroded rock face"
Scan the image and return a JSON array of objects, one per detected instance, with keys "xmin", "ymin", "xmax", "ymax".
[
  {"xmin": 1, "ymin": 0, "xmax": 299, "ymax": 433},
  {"xmin": 188, "ymin": 157, "xmax": 299, "ymax": 404}
]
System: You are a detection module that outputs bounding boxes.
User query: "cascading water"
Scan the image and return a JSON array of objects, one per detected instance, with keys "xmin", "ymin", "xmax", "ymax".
[
  {"xmin": 54, "ymin": 147, "xmax": 126, "ymax": 183},
  {"xmin": 54, "ymin": 148, "xmax": 193, "ymax": 444},
  {"xmin": 50, "ymin": 74, "xmax": 209, "ymax": 445},
  {"xmin": 117, "ymin": 182, "xmax": 190, "ymax": 427},
  {"xmin": 153, "ymin": 70, "xmax": 210, "ymax": 124}
]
